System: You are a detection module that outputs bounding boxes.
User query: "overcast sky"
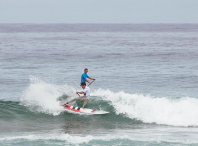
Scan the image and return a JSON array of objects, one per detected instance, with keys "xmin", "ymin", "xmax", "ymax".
[{"xmin": 0, "ymin": 0, "xmax": 198, "ymax": 23}]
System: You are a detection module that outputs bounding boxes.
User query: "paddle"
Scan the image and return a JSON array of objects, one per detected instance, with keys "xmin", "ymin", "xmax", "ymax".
[{"xmin": 88, "ymin": 80, "xmax": 95, "ymax": 86}]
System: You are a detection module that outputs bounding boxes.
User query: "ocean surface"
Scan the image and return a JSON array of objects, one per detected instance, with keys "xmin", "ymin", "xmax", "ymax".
[{"xmin": 0, "ymin": 24, "xmax": 198, "ymax": 146}]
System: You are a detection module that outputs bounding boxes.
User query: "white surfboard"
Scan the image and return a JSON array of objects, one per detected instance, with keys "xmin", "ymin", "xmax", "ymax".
[{"xmin": 60, "ymin": 104, "xmax": 109, "ymax": 115}]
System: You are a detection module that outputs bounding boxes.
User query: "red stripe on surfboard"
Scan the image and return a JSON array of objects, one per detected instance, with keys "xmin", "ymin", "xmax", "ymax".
[{"xmin": 62, "ymin": 105, "xmax": 80, "ymax": 112}]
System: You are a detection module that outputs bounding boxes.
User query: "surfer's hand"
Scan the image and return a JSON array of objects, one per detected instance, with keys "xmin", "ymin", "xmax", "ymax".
[
  {"xmin": 93, "ymin": 79, "xmax": 96, "ymax": 80},
  {"xmin": 76, "ymin": 91, "xmax": 78, "ymax": 94}
]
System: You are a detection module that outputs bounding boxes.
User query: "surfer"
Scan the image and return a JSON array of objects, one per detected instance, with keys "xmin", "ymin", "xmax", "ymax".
[
  {"xmin": 62, "ymin": 82, "xmax": 90, "ymax": 109},
  {"xmin": 81, "ymin": 68, "xmax": 96, "ymax": 85}
]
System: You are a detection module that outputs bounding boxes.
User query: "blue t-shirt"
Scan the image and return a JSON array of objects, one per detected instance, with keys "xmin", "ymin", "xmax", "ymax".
[{"xmin": 81, "ymin": 73, "xmax": 89, "ymax": 83}]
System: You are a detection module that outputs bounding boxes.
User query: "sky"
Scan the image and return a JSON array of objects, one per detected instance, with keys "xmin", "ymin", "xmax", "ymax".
[{"xmin": 0, "ymin": 0, "xmax": 198, "ymax": 23}]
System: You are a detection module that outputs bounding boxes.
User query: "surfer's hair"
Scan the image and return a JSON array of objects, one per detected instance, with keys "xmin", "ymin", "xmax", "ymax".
[
  {"xmin": 84, "ymin": 68, "xmax": 88, "ymax": 71},
  {"xmin": 81, "ymin": 82, "xmax": 86, "ymax": 86}
]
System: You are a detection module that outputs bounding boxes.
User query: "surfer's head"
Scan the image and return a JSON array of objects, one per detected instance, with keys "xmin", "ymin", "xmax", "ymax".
[
  {"xmin": 84, "ymin": 68, "xmax": 88, "ymax": 74},
  {"xmin": 81, "ymin": 82, "xmax": 86, "ymax": 88}
]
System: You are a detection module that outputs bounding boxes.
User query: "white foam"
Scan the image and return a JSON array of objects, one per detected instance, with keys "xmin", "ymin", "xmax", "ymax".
[
  {"xmin": 20, "ymin": 76, "xmax": 76, "ymax": 115},
  {"xmin": 0, "ymin": 134, "xmax": 127, "ymax": 144},
  {"xmin": 92, "ymin": 89, "xmax": 198, "ymax": 126},
  {"xmin": 0, "ymin": 133, "xmax": 197, "ymax": 145}
]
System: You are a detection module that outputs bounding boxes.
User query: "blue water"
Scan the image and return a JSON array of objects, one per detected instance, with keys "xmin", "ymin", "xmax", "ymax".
[{"xmin": 0, "ymin": 24, "xmax": 198, "ymax": 145}]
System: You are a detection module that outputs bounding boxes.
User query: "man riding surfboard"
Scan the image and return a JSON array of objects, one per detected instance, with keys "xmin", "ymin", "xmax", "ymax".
[
  {"xmin": 62, "ymin": 68, "xmax": 96, "ymax": 109},
  {"xmin": 63, "ymin": 82, "xmax": 90, "ymax": 109}
]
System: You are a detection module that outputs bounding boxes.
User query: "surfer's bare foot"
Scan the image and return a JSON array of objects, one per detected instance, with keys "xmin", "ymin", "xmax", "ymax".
[
  {"xmin": 62, "ymin": 102, "xmax": 68, "ymax": 106},
  {"xmin": 82, "ymin": 107, "xmax": 85, "ymax": 110}
]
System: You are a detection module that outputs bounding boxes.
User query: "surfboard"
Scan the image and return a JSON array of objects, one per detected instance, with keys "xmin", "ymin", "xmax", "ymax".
[{"xmin": 60, "ymin": 104, "xmax": 109, "ymax": 115}]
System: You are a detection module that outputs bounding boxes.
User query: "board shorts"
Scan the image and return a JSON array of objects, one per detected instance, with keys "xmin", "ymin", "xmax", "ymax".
[{"xmin": 68, "ymin": 96, "xmax": 89, "ymax": 107}]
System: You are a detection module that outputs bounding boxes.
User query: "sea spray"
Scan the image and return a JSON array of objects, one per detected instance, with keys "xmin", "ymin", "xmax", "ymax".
[{"xmin": 20, "ymin": 76, "xmax": 77, "ymax": 115}]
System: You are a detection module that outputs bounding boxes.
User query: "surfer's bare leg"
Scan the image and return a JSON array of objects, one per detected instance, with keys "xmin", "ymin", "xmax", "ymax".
[
  {"xmin": 63, "ymin": 96, "xmax": 86, "ymax": 104},
  {"xmin": 76, "ymin": 97, "xmax": 89, "ymax": 109},
  {"xmin": 63, "ymin": 97, "xmax": 89, "ymax": 108},
  {"xmin": 62, "ymin": 97, "xmax": 80, "ymax": 105},
  {"xmin": 82, "ymin": 98, "xmax": 89, "ymax": 109},
  {"xmin": 68, "ymin": 97, "xmax": 81, "ymax": 104}
]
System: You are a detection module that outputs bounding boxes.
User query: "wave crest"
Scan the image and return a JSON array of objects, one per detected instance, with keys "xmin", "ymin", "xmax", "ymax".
[{"xmin": 93, "ymin": 89, "xmax": 198, "ymax": 126}]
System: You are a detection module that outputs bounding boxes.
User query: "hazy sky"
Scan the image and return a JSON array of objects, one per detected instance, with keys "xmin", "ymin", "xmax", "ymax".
[{"xmin": 0, "ymin": 0, "xmax": 198, "ymax": 23}]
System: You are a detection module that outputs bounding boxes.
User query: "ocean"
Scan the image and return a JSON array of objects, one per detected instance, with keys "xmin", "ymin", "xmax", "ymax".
[{"xmin": 0, "ymin": 24, "xmax": 198, "ymax": 146}]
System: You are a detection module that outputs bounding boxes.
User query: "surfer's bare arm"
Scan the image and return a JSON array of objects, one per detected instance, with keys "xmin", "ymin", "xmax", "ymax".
[
  {"xmin": 76, "ymin": 91, "xmax": 84, "ymax": 94},
  {"xmin": 88, "ymin": 77, "xmax": 96, "ymax": 80},
  {"xmin": 85, "ymin": 78, "xmax": 91, "ymax": 84}
]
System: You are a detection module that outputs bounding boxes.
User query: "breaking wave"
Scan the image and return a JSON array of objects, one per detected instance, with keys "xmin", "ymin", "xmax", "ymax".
[{"xmin": 18, "ymin": 76, "xmax": 198, "ymax": 126}]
